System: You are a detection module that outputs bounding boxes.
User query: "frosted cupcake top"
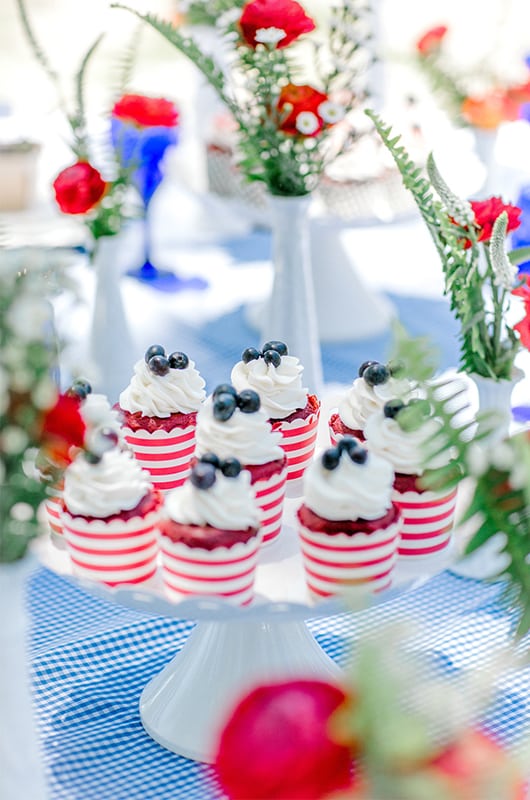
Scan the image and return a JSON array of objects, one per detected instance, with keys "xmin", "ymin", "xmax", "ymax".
[
  {"xmin": 165, "ymin": 458, "xmax": 260, "ymax": 531},
  {"xmin": 195, "ymin": 384, "xmax": 283, "ymax": 465},
  {"xmin": 364, "ymin": 402, "xmax": 448, "ymax": 476},
  {"xmin": 303, "ymin": 437, "xmax": 394, "ymax": 521},
  {"xmin": 63, "ymin": 447, "xmax": 152, "ymax": 518},
  {"xmin": 338, "ymin": 360, "xmax": 417, "ymax": 431},
  {"xmin": 119, "ymin": 345, "xmax": 206, "ymax": 418},
  {"xmin": 231, "ymin": 341, "xmax": 307, "ymax": 419},
  {"xmin": 82, "ymin": 393, "xmax": 122, "ymax": 437}
]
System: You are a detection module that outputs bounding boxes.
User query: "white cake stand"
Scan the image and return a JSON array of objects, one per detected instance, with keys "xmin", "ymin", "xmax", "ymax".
[{"xmin": 38, "ymin": 498, "xmax": 457, "ymax": 763}]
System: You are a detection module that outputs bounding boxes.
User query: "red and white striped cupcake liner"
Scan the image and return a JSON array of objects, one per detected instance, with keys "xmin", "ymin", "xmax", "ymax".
[
  {"xmin": 298, "ymin": 516, "xmax": 401, "ymax": 599},
  {"xmin": 160, "ymin": 536, "xmax": 261, "ymax": 606},
  {"xmin": 122, "ymin": 424, "xmax": 196, "ymax": 492},
  {"xmin": 393, "ymin": 487, "xmax": 457, "ymax": 556},
  {"xmin": 44, "ymin": 494, "xmax": 63, "ymax": 538},
  {"xmin": 272, "ymin": 411, "xmax": 320, "ymax": 484},
  {"xmin": 61, "ymin": 509, "xmax": 160, "ymax": 586},
  {"xmin": 252, "ymin": 465, "xmax": 288, "ymax": 545}
]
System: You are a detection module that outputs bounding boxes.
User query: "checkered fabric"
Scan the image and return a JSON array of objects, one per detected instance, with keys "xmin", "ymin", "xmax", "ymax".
[{"xmin": 28, "ymin": 567, "xmax": 530, "ymax": 799}]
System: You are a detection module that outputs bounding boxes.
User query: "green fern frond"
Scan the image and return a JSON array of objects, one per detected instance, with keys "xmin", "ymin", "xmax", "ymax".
[
  {"xmin": 69, "ymin": 34, "xmax": 105, "ymax": 158},
  {"xmin": 113, "ymin": 23, "xmax": 142, "ymax": 98}
]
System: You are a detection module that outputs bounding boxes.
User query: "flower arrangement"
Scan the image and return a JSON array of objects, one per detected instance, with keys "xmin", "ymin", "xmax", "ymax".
[
  {"xmin": 213, "ymin": 626, "xmax": 526, "ymax": 799},
  {"xmin": 112, "ymin": 0, "xmax": 372, "ymax": 197},
  {"xmin": 413, "ymin": 24, "xmax": 530, "ymax": 129},
  {"xmin": 367, "ymin": 110, "xmax": 530, "ymax": 381},
  {"xmin": 0, "ymin": 251, "xmax": 86, "ymax": 562}
]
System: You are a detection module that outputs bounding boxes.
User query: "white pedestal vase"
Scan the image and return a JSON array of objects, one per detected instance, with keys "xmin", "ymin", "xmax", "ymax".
[
  {"xmin": 0, "ymin": 556, "xmax": 48, "ymax": 800},
  {"xmin": 472, "ymin": 127, "xmax": 499, "ymax": 199},
  {"xmin": 470, "ymin": 368, "xmax": 523, "ymax": 443},
  {"xmin": 89, "ymin": 234, "xmax": 135, "ymax": 404},
  {"xmin": 261, "ymin": 195, "xmax": 323, "ymax": 396}
]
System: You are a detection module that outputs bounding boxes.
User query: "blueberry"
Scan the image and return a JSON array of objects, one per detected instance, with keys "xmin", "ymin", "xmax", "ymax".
[
  {"xmin": 148, "ymin": 355, "xmax": 170, "ymax": 376},
  {"xmin": 358, "ymin": 360, "xmax": 377, "ymax": 378},
  {"xmin": 349, "ymin": 447, "xmax": 368, "ymax": 465},
  {"xmin": 72, "ymin": 378, "xmax": 92, "ymax": 397},
  {"xmin": 84, "ymin": 451, "xmax": 102, "ymax": 465},
  {"xmin": 242, "ymin": 347, "xmax": 261, "ymax": 364},
  {"xmin": 213, "ymin": 392, "xmax": 238, "ymax": 421},
  {"xmin": 338, "ymin": 436, "xmax": 362, "ymax": 456},
  {"xmin": 362, "ymin": 363, "xmax": 390, "ymax": 387},
  {"xmin": 384, "ymin": 399, "xmax": 405, "ymax": 419},
  {"xmin": 145, "ymin": 344, "xmax": 165, "ymax": 364},
  {"xmin": 262, "ymin": 340, "xmax": 288, "ymax": 356},
  {"xmin": 213, "ymin": 383, "xmax": 237, "ymax": 400},
  {"xmin": 190, "ymin": 461, "xmax": 216, "ymax": 490},
  {"xmin": 263, "ymin": 349, "xmax": 281, "ymax": 368},
  {"xmin": 168, "ymin": 351, "xmax": 189, "ymax": 370},
  {"xmin": 221, "ymin": 457, "xmax": 242, "ymax": 478},
  {"xmin": 66, "ymin": 383, "xmax": 89, "ymax": 401},
  {"xmin": 237, "ymin": 389, "xmax": 261, "ymax": 413},
  {"xmin": 322, "ymin": 448, "xmax": 341, "ymax": 470},
  {"xmin": 200, "ymin": 452, "xmax": 220, "ymax": 469}
]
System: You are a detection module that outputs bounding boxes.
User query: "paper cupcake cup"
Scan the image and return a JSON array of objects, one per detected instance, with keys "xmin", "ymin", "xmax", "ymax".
[
  {"xmin": 328, "ymin": 413, "xmax": 364, "ymax": 448},
  {"xmin": 298, "ymin": 515, "xmax": 401, "ymax": 599},
  {"xmin": 62, "ymin": 508, "xmax": 160, "ymax": 585},
  {"xmin": 122, "ymin": 424, "xmax": 197, "ymax": 492},
  {"xmin": 272, "ymin": 410, "xmax": 320, "ymax": 483},
  {"xmin": 393, "ymin": 487, "xmax": 457, "ymax": 556},
  {"xmin": 160, "ymin": 536, "xmax": 261, "ymax": 606},
  {"xmin": 45, "ymin": 494, "xmax": 63, "ymax": 538},
  {"xmin": 252, "ymin": 465, "xmax": 288, "ymax": 545}
]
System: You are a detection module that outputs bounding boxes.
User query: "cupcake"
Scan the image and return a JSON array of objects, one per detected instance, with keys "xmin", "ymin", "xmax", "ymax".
[
  {"xmin": 160, "ymin": 455, "xmax": 261, "ymax": 606},
  {"xmin": 364, "ymin": 400, "xmax": 457, "ymax": 557},
  {"xmin": 195, "ymin": 384, "xmax": 287, "ymax": 545},
  {"xmin": 42, "ymin": 378, "xmax": 122, "ymax": 543},
  {"xmin": 231, "ymin": 341, "xmax": 320, "ymax": 487},
  {"xmin": 61, "ymin": 431, "xmax": 162, "ymax": 585},
  {"xmin": 117, "ymin": 345, "xmax": 206, "ymax": 492},
  {"xmin": 329, "ymin": 360, "xmax": 417, "ymax": 446},
  {"xmin": 297, "ymin": 437, "xmax": 401, "ymax": 599}
]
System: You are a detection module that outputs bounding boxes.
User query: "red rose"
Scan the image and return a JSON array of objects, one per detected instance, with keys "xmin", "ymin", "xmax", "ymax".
[
  {"xmin": 470, "ymin": 197, "xmax": 522, "ymax": 242},
  {"xmin": 39, "ymin": 394, "xmax": 86, "ymax": 468},
  {"xmin": 111, "ymin": 94, "xmax": 179, "ymax": 128},
  {"xmin": 53, "ymin": 162, "xmax": 107, "ymax": 215},
  {"xmin": 416, "ymin": 25, "xmax": 448, "ymax": 55},
  {"xmin": 214, "ymin": 679, "xmax": 353, "ymax": 800},
  {"xmin": 239, "ymin": 0, "xmax": 315, "ymax": 49},
  {"xmin": 277, "ymin": 83, "xmax": 328, "ymax": 136}
]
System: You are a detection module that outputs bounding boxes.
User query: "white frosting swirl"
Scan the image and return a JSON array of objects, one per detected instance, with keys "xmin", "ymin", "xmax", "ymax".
[
  {"xmin": 165, "ymin": 469, "xmax": 259, "ymax": 530},
  {"xmin": 195, "ymin": 397, "xmax": 284, "ymax": 465},
  {"xmin": 365, "ymin": 411, "xmax": 449, "ymax": 475},
  {"xmin": 231, "ymin": 356, "xmax": 308, "ymax": 419},
  {"xmin": 303, "ymin": 449, "xmax": 394, "ymax": 521},
  {"xmin": 82, "ymin": 393, "xmax": 122, "ymax": 436},
  {"xmin": 63, "ymin": 449, "xmax": 152, "ymax": 517},
  {"xmin": 119, "ymin": 359, "xmax": 206, "ymax": 418},
  {"xmin": 338, "ymin": 376, "xmax": 418, "ymax": 431}
]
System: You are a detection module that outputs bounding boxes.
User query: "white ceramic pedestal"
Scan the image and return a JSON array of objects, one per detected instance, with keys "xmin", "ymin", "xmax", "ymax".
[{"xmin": 140, "ymin": 616, "xmax": 341, "ymax": 763}]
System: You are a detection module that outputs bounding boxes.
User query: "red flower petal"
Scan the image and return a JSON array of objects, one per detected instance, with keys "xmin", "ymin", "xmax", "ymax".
[
  {"xmin": 277, "ymin": 83, "xmax": 328, "ymax": 135},
  {"xmin": 53, "ymin": 162, "xmax": 107, "ymax": 215},
  {"xmin": 239, "ymin": 0, "xmax": 315, "ymax": 49},
  {"xmin": 40, "ymin": 394, "xmax": 86, "ymax": 467},
  {"xmin": 470, "ymin": 197, "xmax": 521, "ymax": 242},
  {"xmin": 416, "ymin": 25, "xmax": 448, "ymax": 55},
  {"xmin": 111, "ymin": 94, "xmax": 179, "ymax": 128}
]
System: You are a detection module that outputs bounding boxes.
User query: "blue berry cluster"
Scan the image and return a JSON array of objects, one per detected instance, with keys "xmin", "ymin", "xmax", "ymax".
[
  {"xmin": 358, "ymin": 359, "xmax": 402, "ymax": 387},
  {"xmin": 190, "ymin": 454, "xmax": 242, "ymax": 490},
  {"xmin": 321, "ymin": 436, "xmax": 368, "ymax": 471},
  {"xmin": 212, "ymin": 384, "xmax": 260, "ymax": 422},
  {"xmin": 66, "ymin": 378, "xmax": 92, "ymax": 400},
  {"xmin": 242, "ymin": 340, "xmax": 288, "ymax": 369},
  {"xmin": 145, "ymin": 345, "xmax": 189, "ymax": 376},
  {"xmin": 84, "ymin": 428, "xmax": 120, "ymax": 465}
]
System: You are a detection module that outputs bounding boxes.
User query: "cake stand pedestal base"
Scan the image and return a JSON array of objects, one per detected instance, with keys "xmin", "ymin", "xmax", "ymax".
[{"xmin": 139, "ymin": 616, "xmax": 343, "ymax": 763}]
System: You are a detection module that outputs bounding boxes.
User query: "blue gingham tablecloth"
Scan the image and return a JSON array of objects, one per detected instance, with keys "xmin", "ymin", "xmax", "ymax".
[{"xmin": 29, "ymin": 567, "xmax": 530, "ymax": 800}]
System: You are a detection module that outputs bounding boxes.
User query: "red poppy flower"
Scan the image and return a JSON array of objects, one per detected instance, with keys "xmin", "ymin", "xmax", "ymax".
[
  {"xmin": 470, "ymin": 197, "xmax": 521, "ymax": 242},
  {"xmin": 461, "ymin": 91, "xmax": 520, "ymax": 129},
  {"xmin": 53, "ymin": 162, "xmax": 107, "ymax": 215},
  {"xmin": 512, "ymin": 273, "xmax": 530, "ymax": 304},
  {"xmin": 214, "ymin": 679, "xmax": 354, "ymax": 799},
  {"xmin": 416, "ymin": 25, "xmax": 448, "ymax": 55},
  {"xmin": 277, "ymin": 83, "xmax": 328, "ymax": 136},
  {"xmin": 515, "ymin": 313, "xmax": 530, "ymax": 350},
  {"xmin": 239, "ymin": 0, "xmax": 315, "ymax": 49},
  {"xmin": 39, "ymin": 394, "xmax": 86, "ymax": 467},
  {"xmin": 111, "ymin": 94, "xmax": 179, "ymax": 128}
]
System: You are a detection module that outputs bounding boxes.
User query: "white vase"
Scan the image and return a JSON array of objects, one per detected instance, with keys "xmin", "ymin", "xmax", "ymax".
[
  {"xmin": 0, "ymin": 555, "xmax": 48, "ymax": 799},
  {"xmin": 471, "ymin": 368, "xmax": 522, "ymax": 443},
  {"xmin": 472, "ymin": 126, "xmax": 499, "ymax": 199},
  {"xmin": 89, "ymin": 234, "xmax": 135, "ymax": 404},
  {"xmin": 261, "ymin": 195, "xmax": 323, "ymax": 396}
]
